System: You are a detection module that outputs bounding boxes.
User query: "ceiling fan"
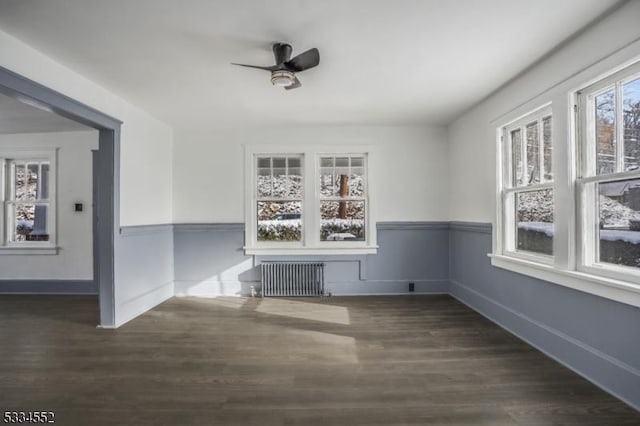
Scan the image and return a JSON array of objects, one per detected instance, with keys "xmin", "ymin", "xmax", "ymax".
[{"xmin": 232, "ymin": 42, "xmax": 320, "ymax": 90}]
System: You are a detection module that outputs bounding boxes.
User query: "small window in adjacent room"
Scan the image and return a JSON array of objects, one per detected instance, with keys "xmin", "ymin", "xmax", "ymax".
[
  {"xmin": 0, "ymin": 150, "xmax": 57, "ymax": 251},
  {"xmin": 500, "ymin": 106, "xmax": 554, "ymax": 259},
  {"xmin": 577, "ymin": 62, "xmax": 640, "ymax": 278}
]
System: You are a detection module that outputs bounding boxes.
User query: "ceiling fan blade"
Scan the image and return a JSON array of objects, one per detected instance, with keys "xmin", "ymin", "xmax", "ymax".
[
  {"xmin": 285, "ymin": 76, "xmax": 302, "ymax": 90},
  {"xmin": 284, "ymin": 48, "xmax": 320, "ymax": 72},
  {"xmin": 231, "ymin": 63, "xmax": 277, "ymax": 71},
  {"xmin": 272, "ymin": 43, "xmax": 293, "ymax": 65}
]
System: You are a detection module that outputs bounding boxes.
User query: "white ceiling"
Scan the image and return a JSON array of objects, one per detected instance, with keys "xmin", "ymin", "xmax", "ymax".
[
  {"xmin": 0, "ymin": 93, "xmax": 91, "ymax": 134},
  {"xmin": 0, "ymin": 0, "xmax": 621, "ymax": 129}
]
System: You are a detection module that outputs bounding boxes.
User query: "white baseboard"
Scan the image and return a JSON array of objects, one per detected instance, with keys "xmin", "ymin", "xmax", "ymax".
[{"xmin": 114, "ymin": 281, "xmax": 175, "ymax": 327}]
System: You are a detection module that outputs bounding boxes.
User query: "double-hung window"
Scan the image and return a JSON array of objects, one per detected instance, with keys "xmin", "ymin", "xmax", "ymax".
[
  {"xmin": 245, "ymin": 146, "xmax": 376, "ymax": 254},
  {"xmin": 494, "ymin": 60, "xmax": 640, "ymax": 307},
  {"xmin": 319, "ymin": 155, "xmax": 366, "ymax": 242},
  {"xmin": 577, "ymin": 62, "xmax": 640, "ymax": 279},
  {"xmin": 0, "ymin": 150, "xmax": 57, "ymax": 252},
  {"xmin": 256, "ymin": 155, "xmax": 303, "ymax": 243},
  {"xmin": 500, "ymin": 106, "xmax": 554, "ymax": 260}
]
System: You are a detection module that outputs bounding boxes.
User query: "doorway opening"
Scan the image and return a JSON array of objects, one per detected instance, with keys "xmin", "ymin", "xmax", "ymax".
[{"xmin": 0, "ymin": 66, "xmax": 120, "ymax": 327}]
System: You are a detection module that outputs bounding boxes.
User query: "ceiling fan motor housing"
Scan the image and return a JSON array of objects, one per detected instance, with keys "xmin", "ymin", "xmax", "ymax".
[{"xmin": 270, "ymin": 70, "xmax": 295, "ymax": 87}]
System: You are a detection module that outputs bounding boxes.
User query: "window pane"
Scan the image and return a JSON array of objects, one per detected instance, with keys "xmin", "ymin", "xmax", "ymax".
[
  {"xmin": 257, "ymin": 157, "xmax": 271, "ymax": 168},
  {"xmin": 257, "ymin": 166, "xmax": 272, "ymax": 197},
  {"xmin": 598, "ymin": 178, "xmax": 640, "ymax": 268},
  {"xmin": 272, "ymin": 157, "xmax": 286, "ymax": 168},
  {"xmin": 511, "ymin": 129, "xmax": 522, "ymax": 187},
  {"xmin": 41, "ymin": 163, "xmax": 50, "ymax": 199},
  {"xmin": 596, "ymin": 89, "xmax": 616, "ymax": 175},
  {"xmin": 320, "ymin": 200, "xmax": 365, "ymax": 241},
  {"xmin": 272, "ymin": 165, "xmax": 287, "ymax": 197},
  {"xmin": 287, "ymin": 165, "xmax": 303, "ymax": 198},
  {"xmin": 320, "ymin": 165, "xmax": 335, "ymax": 196},
  {"xmin": 543, "ymin": 116, "xmax": 552, "ymax": 181},
  {"xmin": 516, "ymin": 189, "xmax": 553, "ymax": 255},
  {"xmin": 287, "ymin": 157, "xmax": 301, "ymax": 168},
  {"xmin": 320, "ymin": 157, "xmax": 333, "ymax": 168},
  {"xmin": 349, "ymin": 166, "xmax": 365, "ymax": 197},
  {"xmin": 14, "ymin": 163, "xmax": 26, "ymax": 200},
  {"xmin": 623, "ymin": 77, "xmax": 640, "ymax": 171},
  {"xmin": 12, "ymin": 203, "xmax": 49, "ymax": 242},
  {"xmin": 335, "ymin": 157, "xmax": 349, "ymax": 168},
  {"xmin": 526, "ymin": 122, "xmax": 539, "ymax": 184},
  {"xmin": 27, "ymin": 164, "xmax": 39, "ymax": 200},
  {"xmin": 257, "ymin": 201, "xmax": 301, "ymax": 241}
]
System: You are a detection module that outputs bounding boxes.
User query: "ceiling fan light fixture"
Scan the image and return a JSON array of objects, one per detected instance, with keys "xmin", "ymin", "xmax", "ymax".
[{"xmin": 270, "ymin": 70, "xmax": 295, "ymax": 87}]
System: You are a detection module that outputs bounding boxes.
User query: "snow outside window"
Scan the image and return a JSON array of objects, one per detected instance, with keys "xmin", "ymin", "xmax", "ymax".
[
  {"xmin": 501, "ymin": 106, "xmax": 554, "ymax": 261},
  {"xmin": 577, "ymin": 62, "xmax": 640, "ymax": 279},
  {"xmin": 0, "ymin": 150, "xmax": 57, "ymax": 253},
  {"xmin": 244, "ymin": 146, "xmax": 377, "ymax": 255},
  {"xmin": 319, "ymin": 156, "xmax": 366, "ymax": 242},
  {"xmin": 256, "ymin": 155, "xmax": 303, "ymax": 242}
]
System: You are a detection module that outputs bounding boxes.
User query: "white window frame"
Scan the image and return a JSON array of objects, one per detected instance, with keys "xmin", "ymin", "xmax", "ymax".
[
  {"xmin": 499, "ymin": 105, "xmax": 554, "ymax": 265},
  {"xmin": 0, "ymin": 148, "xmax": 58, "ymax": 255},
  {"xmin": 576, "ymin": 61, "xmax": 640, "ymax": 284},
  {"xmin": 491, "ymin": 55, "xmax": 640, "ymax": 309},
  {"xmin": 244, "ymin": 144, "xmax": 377, "ymax": 255}
]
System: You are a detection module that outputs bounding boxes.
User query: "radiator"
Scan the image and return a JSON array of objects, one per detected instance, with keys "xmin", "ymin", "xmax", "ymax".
[{"xmin": 260, "ymin": 262, "xmax": 325, "ymax": 297}]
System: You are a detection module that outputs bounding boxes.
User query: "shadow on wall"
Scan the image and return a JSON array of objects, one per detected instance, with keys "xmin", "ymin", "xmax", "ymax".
[
  {"xmin": 173, "ymin": 226, "xmax": 260, "ymax": 297},
  {"xmin": 173, "ymin": 224, "xmax": 451, "ymax": 297}
]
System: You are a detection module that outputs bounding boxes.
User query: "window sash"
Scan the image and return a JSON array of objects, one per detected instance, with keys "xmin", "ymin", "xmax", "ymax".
[
  {"xmin": 504, "ymin": 111, "xmax": 552, "ymax": 190},
  {"xmin": 577, "ymin": 63, "xmax": 640, "ymax": 283},
  {"xmin": 1, "ymin": 153, "xmax": 56, "ymax": 248},
  {"xmin": 501, "ymin": 106, "xmax": 554, "ymax": 261}
]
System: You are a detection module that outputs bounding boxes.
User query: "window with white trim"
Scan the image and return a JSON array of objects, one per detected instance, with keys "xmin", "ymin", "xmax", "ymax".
[
  {"xmin": 256, "ymin": 155, "xmax": 303, "ymax": 243},
  {"xmin": 245, "ymin": 146, "xmax": 376, "ymax": 255},
  {"xmin": 0, "ymin": 150, "xmax": 57, "ymax": 251},
  {"xmin": 494, "ymin": 60, "xmax": 640, "ymax": 308},
  {"xmin": 577, "ymin": 62, "xmax": 640, "ymax": 278},
  {"xmin": 501, "ymin": 106, "xmax": 554, "ymax": 260},
  {"xmin": 319, "ymin": 155, "xmax": 366, "ymax": 242}
]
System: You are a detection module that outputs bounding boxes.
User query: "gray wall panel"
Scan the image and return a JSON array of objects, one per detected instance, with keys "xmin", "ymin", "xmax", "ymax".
[
  {"xmin": 173, "ymin": 222, "xmax": 450, "ymax": 296},
  {"xmin": 449, "ymin": 222, "xmax": 640, "ymax": 410},
  {"xmin": 114, "ymin": 224, "xmax": 174, "ymax": 326},
  {"xmin": 0, "ymin": 280, "xmax": 97, "ymax": 294}
]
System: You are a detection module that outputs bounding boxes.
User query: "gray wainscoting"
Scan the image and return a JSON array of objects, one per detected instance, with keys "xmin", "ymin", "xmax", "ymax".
[
  {"xmin": 113, "ymin": 224, "xmax": 174, "ymax": 327},
  {"xmin": 173, "ymin": 222, "xmax": 450, "ymax": 297},
  {"xmin": 449, "ymin": 221, "xmax": 640, "ymax": 411},
  {"xmin": 0, "ymin": 280, "xmax": 97, "ymax": 294}
]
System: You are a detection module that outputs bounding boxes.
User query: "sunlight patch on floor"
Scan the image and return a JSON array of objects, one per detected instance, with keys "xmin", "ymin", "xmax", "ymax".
[{"xmin": 254, "ymin": 298, "xmax": 351, "ymax": 325}]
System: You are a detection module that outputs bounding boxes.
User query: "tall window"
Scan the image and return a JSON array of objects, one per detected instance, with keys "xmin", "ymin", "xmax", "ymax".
[
  {"xmin": 256, "ymin": 155, "xmax": 303, "ymax": 242},
  {"xmin": 0, "ymin": 150, "xmax": 56, "ymax": 250},
  {"xmin": 319, "ymin": 155, "xmax": 366, "ymax": 242},
  {"xmin": 501, "ymin": 106, "xmax": 554, "ymax": 258},
  {"xmin": 245, "ymin": 147, "xmax": 376, "ymax": 254},
  {"xmin": 578, "ymin": 63, "xmax": 640, "ymax": 275}
]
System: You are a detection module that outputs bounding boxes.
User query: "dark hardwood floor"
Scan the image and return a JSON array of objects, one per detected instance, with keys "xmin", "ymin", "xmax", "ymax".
[{"xmin": 0, "ymin": 295, "xmax": 638, "ymax": 425}]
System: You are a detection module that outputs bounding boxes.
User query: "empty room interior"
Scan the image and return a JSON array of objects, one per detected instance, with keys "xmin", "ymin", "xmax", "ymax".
[{"xmin": 1, "ymin": 0, "xmax": 640, "ymax": 424}]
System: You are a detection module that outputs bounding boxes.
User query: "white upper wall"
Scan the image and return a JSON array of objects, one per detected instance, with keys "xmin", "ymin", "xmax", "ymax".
[
  {"xmin": 0, "ymin": 131, "xmax": 97, "ymax": 280},
  {"xmin": 0, "ymin": 29, "xmax": 173, "ymax": 226},
  {"xmin": 173, "ymin": 125, "xmax": 449, "ymax": 223},
  {"xmin": 448, "ymin": 1, "xmax": 640, "ymax": 222}
]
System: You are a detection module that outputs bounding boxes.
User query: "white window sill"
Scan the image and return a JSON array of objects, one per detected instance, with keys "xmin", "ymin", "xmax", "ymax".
[
  {"xmin": 0, "ymin": 246, "xmax": 59, "ymax": 255},
  {"xmin": 245, "ymin": 246, "xmax": 379, "ymax": 256},
  {"xmin": 489, "ymin": 253, "xmax": 640, "ymax": 308}
]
